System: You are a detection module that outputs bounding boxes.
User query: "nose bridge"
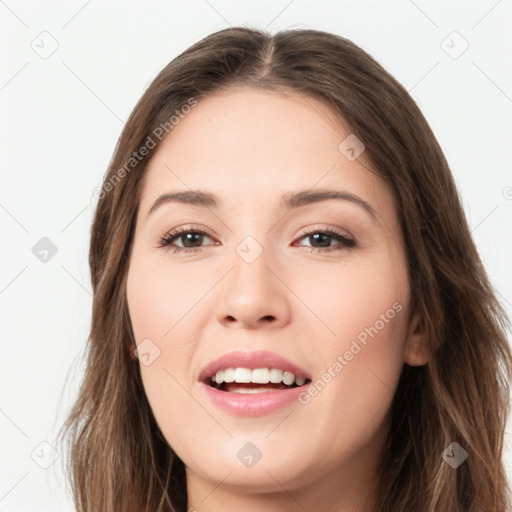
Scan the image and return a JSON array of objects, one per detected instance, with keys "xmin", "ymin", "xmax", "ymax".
[
  {"xmin": 215, "ymin": 231, "xmax": 291, "ymax": 328},
  {"xmin": 229, "ymin": 233, "xmax": 275, "ymax": 302}
]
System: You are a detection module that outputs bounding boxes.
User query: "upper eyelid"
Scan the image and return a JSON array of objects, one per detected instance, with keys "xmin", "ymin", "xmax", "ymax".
[
  {"xmin": 163, "ymin": 225, "xmax": 216, "ymax": 240},
  {"xmin": 295, "ymin": 225, "xmax": 352, "ymax": 239}
]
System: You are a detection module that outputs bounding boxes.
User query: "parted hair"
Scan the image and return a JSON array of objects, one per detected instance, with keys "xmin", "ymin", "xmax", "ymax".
[{"xmin": 58, "ymin": 26, "xmax": 512, "ymax": 511}]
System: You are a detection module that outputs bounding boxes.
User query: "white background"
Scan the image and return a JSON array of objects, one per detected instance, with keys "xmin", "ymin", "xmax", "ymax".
[{"xmin": 1, "ymin": 1, "xmax": 511, "ymax": 510}]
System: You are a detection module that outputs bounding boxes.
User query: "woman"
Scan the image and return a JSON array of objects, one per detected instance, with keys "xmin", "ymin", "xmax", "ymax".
[{"xmin": 59, "ymin": 26, "xmax": 512, "ymax": 511}]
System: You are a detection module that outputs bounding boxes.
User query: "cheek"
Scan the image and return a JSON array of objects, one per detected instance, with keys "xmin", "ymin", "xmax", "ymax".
[
  {"xmin": 294, "ymin": 259, "xmax": 408, "ymax": 458},
  {"xmin": 126, "ymin": 254, "xmax": 201, "ymax": 343},
  {"xmin": 295, "ymin": 245, "xmax": 409, "ymax": 355},
  {"xmin": 126, "ymin": 258, "xmax": 198, "ymax": 423}
]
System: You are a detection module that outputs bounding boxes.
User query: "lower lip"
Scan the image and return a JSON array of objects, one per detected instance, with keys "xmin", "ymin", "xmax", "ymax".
[{"xmin": 200, "ymin": 382, "xmax": 306, "ymax": 416}]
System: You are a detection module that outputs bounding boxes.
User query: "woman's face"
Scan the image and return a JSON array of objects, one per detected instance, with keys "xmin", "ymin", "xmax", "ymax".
[{"xmin": 126, "ymin": 87, "xmax": 424, "ymax": 505}]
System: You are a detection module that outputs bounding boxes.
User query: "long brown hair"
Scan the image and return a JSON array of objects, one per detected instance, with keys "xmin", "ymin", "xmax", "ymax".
[{"xmin": 58, "ymin": 26, "xmax": 512, "ymax": 511}]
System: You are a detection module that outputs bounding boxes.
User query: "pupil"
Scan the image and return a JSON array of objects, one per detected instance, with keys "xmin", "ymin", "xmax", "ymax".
[
  {"xmin": 311, "ymin": 233, "xmax": 330, "ymax": 248},
  {"xmin": 183, "ymin": 233, "xmax": 201, "ymax": 248}
]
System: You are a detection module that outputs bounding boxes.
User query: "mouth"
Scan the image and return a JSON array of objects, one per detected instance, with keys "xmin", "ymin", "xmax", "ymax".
[
  {"xmin": 204, "ymin": 368, "xmax": 312, "ymax": 394},
  {"xmin": 199, "ymin": 352, "xmax": 313, "ymax": 415}
]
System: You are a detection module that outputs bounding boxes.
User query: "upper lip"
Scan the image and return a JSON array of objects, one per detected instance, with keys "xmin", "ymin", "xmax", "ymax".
[{"xmin": 198, "ymin": 350, "xmax": 311, "ymax": 383}]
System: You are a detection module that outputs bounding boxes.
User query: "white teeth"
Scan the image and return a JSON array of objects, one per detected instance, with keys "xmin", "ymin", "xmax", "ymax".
[
  {"xmin": 282, "ymin": 372, "xmax": 295, "ymax": 386},
  {"xmin": 269, "ymin": 368, "xmax": 283, "ymax": 383},
  {"xmin": 252, "ymin": 368, "xmax": 270, "ymax": 383},
  {"xmin": 211, "ymin": 367, "xmax": 307, "ymax": 387},
  {"xmin": 234, "ymin": 368, "xmax": 252, "ymax": 383},
  {"xmin": 223, "ymin": 368, "xmax": 235, "ymax": 383}
]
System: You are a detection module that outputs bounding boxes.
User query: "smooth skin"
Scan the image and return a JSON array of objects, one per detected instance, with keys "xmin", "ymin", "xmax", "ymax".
[{"xmin": 126, "ymin": 87, "xmax": 429, "ymax": 512}]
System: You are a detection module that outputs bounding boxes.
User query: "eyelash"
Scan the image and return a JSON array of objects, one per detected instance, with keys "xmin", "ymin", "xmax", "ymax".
[{"xmin": 157, "ymin": 225, "xmax": 356, "ymax": 255}]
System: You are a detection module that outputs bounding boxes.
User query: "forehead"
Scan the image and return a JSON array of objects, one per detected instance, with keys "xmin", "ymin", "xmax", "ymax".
[{"xmin": 139, "ymin": 87, "xmax": 393, "ymax": 218}]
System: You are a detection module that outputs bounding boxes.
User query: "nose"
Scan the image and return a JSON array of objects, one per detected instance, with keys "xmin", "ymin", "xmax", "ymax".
[{"xmin": 215, "ymin": 246, "xmax": 291, "ymax": 330}]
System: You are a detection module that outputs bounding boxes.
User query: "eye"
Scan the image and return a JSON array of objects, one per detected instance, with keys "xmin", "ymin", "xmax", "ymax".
[
  {"xmin": 157, "ymin": 225, "xmax": 356, "ymax": 255},
  {"xmin": 158, "ymin": 225, "xmax": 216, "ymax": 254},
  {"xmin": 293, "ymin": 226, "xmax": 355, "ymax": 252}
]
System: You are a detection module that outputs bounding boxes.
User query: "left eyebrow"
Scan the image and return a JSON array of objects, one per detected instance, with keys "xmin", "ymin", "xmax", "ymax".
[
  {"xmin": 146, "ymin": 188, "xmax": 378, "ymax": 222},
  {"xmin": 280, "ymin": 189, "xmax": 377, "ymax": 222}
]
